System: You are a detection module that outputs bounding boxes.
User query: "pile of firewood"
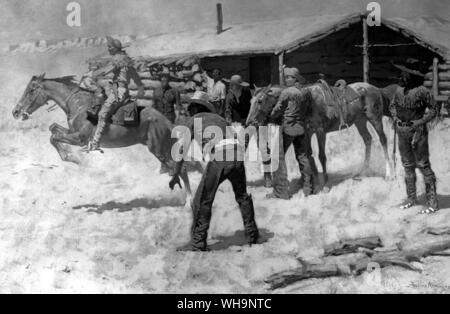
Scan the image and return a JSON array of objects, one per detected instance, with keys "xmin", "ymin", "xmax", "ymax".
[
  {"xmin": 130, "ymin": 56, "xmax": 206, "ymax": 107},
  {"xmin": 424, "ymin": 61, "xmax": 450, "ymax": 96},
  {"xmin": 265, "ymin": 227, "xmax": 450, "ymax": 290}
]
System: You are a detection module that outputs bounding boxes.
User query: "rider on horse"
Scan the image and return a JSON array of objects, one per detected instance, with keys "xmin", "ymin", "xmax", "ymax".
[{"xmin": 83, "ymin": 36, "xmax": 144, "ymax": 151}]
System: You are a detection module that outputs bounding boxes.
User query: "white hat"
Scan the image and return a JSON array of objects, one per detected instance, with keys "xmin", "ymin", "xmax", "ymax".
[
  {"xmin": 225, "ymin": 75, "xmax": 250, "ymax": 87},
  {"xmin": 187, "ymin": 91, "xmax": 217, "ymax": 113},
  {"xmin": 284, "ymin": 67, "xmax": 305, "ymax": 84}
]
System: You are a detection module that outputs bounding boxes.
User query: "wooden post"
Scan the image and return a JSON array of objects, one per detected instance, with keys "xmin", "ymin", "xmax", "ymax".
[
  {"xmin": 278, "ymin": 51, "xmax": 285, "ymax": 85},
  {"xmin": 216, "ymin": 3, "xmax": 223, "ymax": 34},
  {"xmin": 362, "ymin": 18, "xmax": 369, "ymax": 83},
  {"xmin": 432, "ymin": 57, "xmax": 439, "ymax": 99}
]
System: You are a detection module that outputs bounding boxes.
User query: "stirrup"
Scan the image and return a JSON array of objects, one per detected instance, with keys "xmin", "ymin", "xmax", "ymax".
[{"xmin": 420, "ymin": 206, "xmax": 439, "ymax": 215}]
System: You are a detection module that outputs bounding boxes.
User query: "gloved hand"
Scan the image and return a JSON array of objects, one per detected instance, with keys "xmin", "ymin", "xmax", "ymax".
[{"xmin": 169, "ymin": 175, "xmax": 182, "ymax": 190}]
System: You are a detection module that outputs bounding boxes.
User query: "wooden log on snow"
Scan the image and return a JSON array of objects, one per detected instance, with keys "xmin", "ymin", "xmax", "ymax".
[
  {"xmin": 265, "ymin": 229, "xmax": 450, "ymax": 290},
  {"xmin": 324, "ymin": 236, "xmax": 382, "ymax": 256},
  {"xmin": 129, "ymin": 90, "xmax": 154, "ymax": 99}
]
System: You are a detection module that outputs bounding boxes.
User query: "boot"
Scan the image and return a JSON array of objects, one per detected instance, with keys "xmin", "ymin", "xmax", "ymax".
[
  {"xmin": 263, "ymin": 172, "xmax": 273, "ymax": 188},
  {"xmin": 84, "ymin": 113, "xmax": 106, "ymax": 152},
  {"xmin": 302, "ymin": 174, "xmax": 314, "ymax": 197},
  {"xmin": 238, "ymin": 195, "xmax": 259, "ymax": 245},
  {"xmin": 400, "ymin": 174, "xmax": 417, "ymax": 209},
  {"xmin": 176, "ymin": 243, "xmax": 209, "ymax": 252},
  {"xmin": 422, "ymin": 178, "xmax": 439, "ymax": 214}
]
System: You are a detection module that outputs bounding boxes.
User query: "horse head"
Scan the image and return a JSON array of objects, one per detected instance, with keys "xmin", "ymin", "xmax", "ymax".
[
  {"xmin": 13, "ymin": 73, "xmax": 47, "ymax": 120},
  {"xmin": 246, "ymin": 84, "xmax": 281, "ymax": 127}
]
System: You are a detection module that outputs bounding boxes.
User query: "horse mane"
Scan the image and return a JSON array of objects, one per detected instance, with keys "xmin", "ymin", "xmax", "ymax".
[{"xmin": 45, "ymin": 76, "xmax": 79, "ymax": 88}]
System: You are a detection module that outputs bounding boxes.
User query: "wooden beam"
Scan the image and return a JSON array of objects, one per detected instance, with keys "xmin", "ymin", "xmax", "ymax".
[
  {"xmin": 216, "ymin": 3, "xmax": 223, "ymax": 34},
  {"xmin": 433, "ymin": 57, "xmax": 439, "ymax": 99},
  {"xmin": 278, "ymin": 51, "xmax": 285, "ymax": 85},
  {"xmin": 362, "ymin": 18, "xmax": 369, "ymax": 83}
]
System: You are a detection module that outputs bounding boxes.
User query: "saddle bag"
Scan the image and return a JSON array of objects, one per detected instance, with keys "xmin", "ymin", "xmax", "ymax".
[{"xmin": 111, "ymin": 101, "xmax": 139, "ymax": 126}]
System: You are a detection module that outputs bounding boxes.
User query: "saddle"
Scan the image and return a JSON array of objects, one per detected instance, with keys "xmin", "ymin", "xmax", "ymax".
[
  {"xmin": 87, "ymin": 97, "xmax": 141, "ymax": 127},
  {"xmin": 318, "ymin": 79, "xmax": 360, "ymax": 128}
]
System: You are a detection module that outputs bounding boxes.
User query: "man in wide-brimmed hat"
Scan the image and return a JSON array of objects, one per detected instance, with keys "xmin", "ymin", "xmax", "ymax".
[
  {"xmin": 83, "ymin": 36, "xmax": 144, "ymax": 152},
  {"xmin": 169, "ymin": 90, "xmax": 259, "ymax": 252},
  {"xmin": 390, "ymin": 67, "xmax": 439, "ymax": 214},
  {"xmin": 224, "ymin": 74, "xmax": 252, "ymax": 124},
  {"xmin": 186, "ymin": 90, "xmax": 217, "ymax": 116}
]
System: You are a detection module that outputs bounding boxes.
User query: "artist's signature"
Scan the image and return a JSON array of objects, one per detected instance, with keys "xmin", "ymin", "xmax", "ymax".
[{"xmin": 409, "ymin": 282, "xmax": 450, "ymax": 291}]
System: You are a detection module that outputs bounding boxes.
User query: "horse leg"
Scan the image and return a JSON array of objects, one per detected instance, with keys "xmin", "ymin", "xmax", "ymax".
[
  {"xmin": 49, "ymin": 123, "xmax": 69, "ymax": 134},
  {"xmin": 354, "ymin": 117, "xmax": 372, "ymax": 177},
  {"xmin": 51, "ymin": 129, "xmax": 89, "ymax": 164},
  {"xmin": 49, "ymin": 123, "xmax": 84, "ymax": 164},
  {"xmin": 180, "ymin": 166, "xmax": 192, "ymax": 207},
  {"xmin": 368, "ymin": 118, "xmax": 393, "ymax": 180},
  {"xmin": 307, "ymin": 130, "xmax": 319, "ymax": 178},
  {"xmin": 316, "ymin": 129, "xmax": 328, "ymax": 186}
]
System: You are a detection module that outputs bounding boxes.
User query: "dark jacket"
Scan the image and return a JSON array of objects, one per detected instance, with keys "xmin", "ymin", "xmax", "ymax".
[
  {"xmin": 225, "ymin": 88, "xmax": 252, "ymax": 124},
  {"xmin": 270, "ymin": 86, "xmax": 310, "ymax": 136},
  {"xmin": 154, "ymin": 85, "xmax": 181, "ymax": 123},
  {"xmin": 389, "ymin": 85, "xmax": 437, "ymax": 125}
]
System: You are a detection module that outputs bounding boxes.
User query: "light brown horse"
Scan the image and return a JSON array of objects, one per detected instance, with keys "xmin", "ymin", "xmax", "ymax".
[
  {"xmin": 12, "ymin": 74, "xmax": 192, "ymax": 204},
  {"xmin": 246, "ymin": 82, "xmax": 392, "ymax": 185}
]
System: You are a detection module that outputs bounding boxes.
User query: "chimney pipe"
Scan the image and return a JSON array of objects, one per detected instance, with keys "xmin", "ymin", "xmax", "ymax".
[{"xmin": 216, "ymin": 3, "xmax": 223, "ymax": 34}]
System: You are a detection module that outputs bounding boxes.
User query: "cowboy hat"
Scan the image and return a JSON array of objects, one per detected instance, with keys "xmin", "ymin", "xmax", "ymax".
[
  {"xmin": 391, "ymin": 62, "xmax": 425, "ymax": 77},
  {"xmin": 284, "ymin": 67, "xmax": 306, "ymax": 84},
  {"xmin": 187, "ymin": 91, "xmax": 217, "ymax": 113},
  {"xmin": 224, "ymin": 75, "xmax": 250, "ymax": 87}
]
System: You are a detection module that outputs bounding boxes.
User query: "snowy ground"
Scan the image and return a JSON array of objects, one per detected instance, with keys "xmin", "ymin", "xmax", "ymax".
[
  {"xmin": 1, "ymin": 52, "xmax": 450, "ymax": 293},
  {"xmin": 2, "ymin": 97, "xmax": 450, "ymax": 293}
]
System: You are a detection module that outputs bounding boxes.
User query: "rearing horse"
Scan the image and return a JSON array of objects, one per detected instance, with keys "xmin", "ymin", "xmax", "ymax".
[
  {"xmin": 12, "ymin": 73, "xmax": 192, "ymax": 204},
  {"xmin": 246, "ymin": 82, "xmax": 392, "ymax": 185}
]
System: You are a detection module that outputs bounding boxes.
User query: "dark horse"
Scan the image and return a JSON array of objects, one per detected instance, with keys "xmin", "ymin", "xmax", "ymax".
[
  {"xmin": 246, "ymin": 82, "xmax": 392, "ymax": 185},
  {"xmin": 12, "ymin": 74, "xmax": 192, "ymax": 204}
]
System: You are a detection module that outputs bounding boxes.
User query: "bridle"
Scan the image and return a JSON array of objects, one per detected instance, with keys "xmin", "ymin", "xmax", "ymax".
[{"xmin": 28, "ymin": 81, "xmax": 45, "ymax": 107}]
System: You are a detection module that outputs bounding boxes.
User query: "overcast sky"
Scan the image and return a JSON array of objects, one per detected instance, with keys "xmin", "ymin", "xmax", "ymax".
[{"xmin": 1, "ymin": 0, "xmax": 449, "ymax": 48}]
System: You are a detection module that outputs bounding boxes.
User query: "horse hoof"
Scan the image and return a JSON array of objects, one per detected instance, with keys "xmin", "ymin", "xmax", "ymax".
[
  {"xmin": 322, "ymin": 186, "xmax": 331, "ymax": 193},
  {"xmin": 66, "ymin": 154, "xmax": 82, "ymax": 165}
]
